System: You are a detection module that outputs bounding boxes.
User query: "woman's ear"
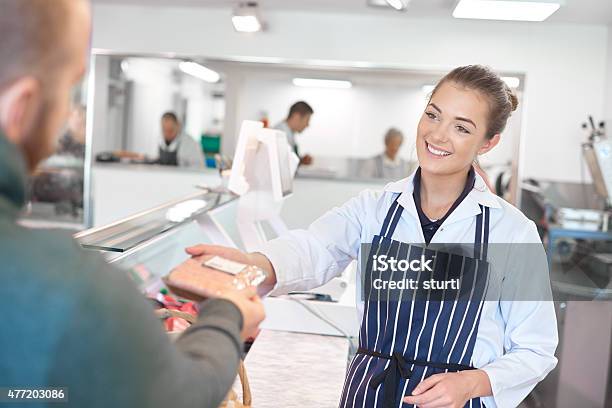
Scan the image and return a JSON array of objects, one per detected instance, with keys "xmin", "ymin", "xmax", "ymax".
[
  {"xmin": 0, "ymin": 77, "xmax": 42, "ymax": 144},
  {"xmin": 477, "ymin": 133, "xmax": 501, "ymax": 155}
]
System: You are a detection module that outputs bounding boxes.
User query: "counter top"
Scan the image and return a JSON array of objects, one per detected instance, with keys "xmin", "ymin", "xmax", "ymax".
[
  {"xmin": 234, "ymin": 329, "xmax": 349, "ymax": 407},
  {"xmin": 93, "ymin": 161, "xmax": 220, "ymax": 175}
]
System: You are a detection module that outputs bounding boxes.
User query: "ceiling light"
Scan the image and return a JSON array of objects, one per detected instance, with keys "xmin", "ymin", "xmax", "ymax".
[
  {"xmin": 502, "ymin": 76, "xmax": 521, "ymax": 88},
  {"xmin": 367, "ymin": 0, "xmax": 410, "ymax": 11},
  {"xmin": 453, "ymin": 0, "xmax": 562, "ymax": 22},
  {"xmin": 385, "ymin": 0, "xmax": 409, "ymax": 11},
  {"xmin": 232, "ymin": 2, "xmax": 263, "ymax": 33},
  {"xmin": 293, "ymin": 78, "xmax": 352, "ymax": 89},
  {"xmin": 179, "ymin": 61, "xmax": 220, "ymax": 83}
]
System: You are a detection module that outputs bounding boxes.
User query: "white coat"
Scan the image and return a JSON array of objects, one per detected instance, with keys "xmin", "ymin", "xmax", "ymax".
[{"xmin": 260, "ymin": 169, "xmax": 558, "ymax": 408}]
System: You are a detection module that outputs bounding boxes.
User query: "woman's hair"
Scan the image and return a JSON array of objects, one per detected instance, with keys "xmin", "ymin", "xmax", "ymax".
[{"xmin": 430, "ymin": 65, "xmax": 519, "ymax": 140}]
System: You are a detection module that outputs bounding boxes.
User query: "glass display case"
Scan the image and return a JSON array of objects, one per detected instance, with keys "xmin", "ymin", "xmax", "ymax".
[{"xmin": 74, "ymin": 188, "xmax": 240, "ymax": 293}]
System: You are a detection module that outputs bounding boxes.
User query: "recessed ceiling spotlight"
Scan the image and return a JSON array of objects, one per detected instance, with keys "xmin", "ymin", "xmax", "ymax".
[{"xmin": 232, "ymin": 2, "xmax": 264, "ymax": 33}]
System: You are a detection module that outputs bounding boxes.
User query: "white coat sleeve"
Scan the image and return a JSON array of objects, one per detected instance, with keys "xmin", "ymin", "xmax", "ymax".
[
  {"xmin": 259, "ymin": 190, "xmax": 376, "ymax": 295},
  {"xmin": 179, "ymin": 136, "xmax": 205, "ymax": 168},
  {"xmin": 481, "ymin": 220, "xmax": 558, "ymax": 407}
]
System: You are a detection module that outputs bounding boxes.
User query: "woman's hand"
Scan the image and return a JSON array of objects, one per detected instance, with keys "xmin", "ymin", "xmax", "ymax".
[
  {"xmin": 185, "ymin": 244, "xmax": 277, "ymax": 295},
  {"xmin": 186, "ymin": 244, "xmax": 251, "ymax": 265},
  {"xmin": 403, "ymin": 369, "xmax": 491, "ymax": 408}
]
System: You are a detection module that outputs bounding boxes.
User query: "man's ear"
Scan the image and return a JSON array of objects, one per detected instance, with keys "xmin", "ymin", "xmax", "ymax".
[
  {"xmin": 0, "ymin": 77, "xmax": 42, "ymax": 144},
  {"xmin": 478, "ymin": 133, "xmax": 501, "ymax": 155}
]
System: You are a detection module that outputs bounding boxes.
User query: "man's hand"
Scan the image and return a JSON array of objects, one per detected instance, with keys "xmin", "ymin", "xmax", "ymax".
[
  {"xmin": 166, "ymin": 257, "xmax": 265, "ymax": 340},
  {"xmin": 403, "ymin": 370, "xmax": 491, "ymax": 408},
  {"xmin": 218, "ymin": 286, "xmax": 265, "ymax": 340}
]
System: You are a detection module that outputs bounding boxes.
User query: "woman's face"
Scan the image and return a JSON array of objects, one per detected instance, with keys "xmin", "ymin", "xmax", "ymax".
[{"xmin": 416, "ymin": 81, "xmax": 499, "ymax": 176}]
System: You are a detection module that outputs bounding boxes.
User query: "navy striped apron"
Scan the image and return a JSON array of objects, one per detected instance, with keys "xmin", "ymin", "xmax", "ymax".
[{"xmin": 339, "ymin": 195, "xmax": 490, "ymax": 408}]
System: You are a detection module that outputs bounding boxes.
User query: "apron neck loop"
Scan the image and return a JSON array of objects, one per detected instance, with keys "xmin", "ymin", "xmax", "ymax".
[
  {"xmin": 379, "ymin": 194, "xmax": 403, "ymax": 239},
  {"xmin": 474, "ymin": 204, "xmax": 490, "ymax": 261}
]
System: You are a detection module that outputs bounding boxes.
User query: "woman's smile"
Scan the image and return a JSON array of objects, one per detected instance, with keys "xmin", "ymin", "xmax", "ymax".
[{"xmin": 425, "ymin": 141, "xmax": 453, "ymax": 158}]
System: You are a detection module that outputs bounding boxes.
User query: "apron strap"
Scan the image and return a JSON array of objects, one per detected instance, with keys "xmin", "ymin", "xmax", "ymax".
[
  {"xmin": 474, "ymin": 204, "xmax": 490, "ymax": 261},
  {"xmin": 380, "ymin": 195, "xmax": 490, "ymax": 258},
  {"xmin": 379, "ymin": 194, "xmax": 403, "ymax": 239}
]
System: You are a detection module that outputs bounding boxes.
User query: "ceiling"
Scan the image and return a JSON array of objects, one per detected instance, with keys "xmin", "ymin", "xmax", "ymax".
[{"xmin": 91, "ymin": 0, "xmax": 612, "ymax": 25}]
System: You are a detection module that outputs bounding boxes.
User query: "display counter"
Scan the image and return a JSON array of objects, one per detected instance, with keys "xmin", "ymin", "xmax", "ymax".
[
  {"xmin": 74, "ymin": 185, "xmax": 360, "ymax": 406},
  {"xmin": 75, "ymin": 182, "xmax": 360, "ymax": 334}
]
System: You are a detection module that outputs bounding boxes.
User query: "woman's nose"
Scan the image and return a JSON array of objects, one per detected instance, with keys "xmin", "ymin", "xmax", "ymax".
[{"xmin": 428, "ymin": 127, "xmax": 449, "ymax": 144}]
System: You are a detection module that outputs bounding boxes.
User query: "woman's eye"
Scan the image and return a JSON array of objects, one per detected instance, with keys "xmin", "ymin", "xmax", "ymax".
[
  {"xmin": 456, "ymin": 125, "xmax": 470, "ymax": 134},
  {"xmin": 425, "ymin": 112, "xmax": 437, "ymax": 119}
]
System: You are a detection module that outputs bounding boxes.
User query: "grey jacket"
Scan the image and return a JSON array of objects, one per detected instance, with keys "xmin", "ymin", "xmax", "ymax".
[{"xmin": 0, "ymin": 131, "xmax": 242, "ymax": 407}]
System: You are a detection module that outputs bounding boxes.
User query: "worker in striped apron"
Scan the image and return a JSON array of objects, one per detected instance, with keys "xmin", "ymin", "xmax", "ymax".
[
  {"xmin": 339, "ymin": 191, "xmax": 491, "ymax": 408},
  {"xmin": 186, "ymin": 65, "xmax": 559, "ymax": 407}
]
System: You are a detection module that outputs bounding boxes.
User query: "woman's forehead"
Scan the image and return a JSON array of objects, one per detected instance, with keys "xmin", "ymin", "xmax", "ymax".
[{"xmin": 430, "ymin": 82, "xmax": 489, "ymax": 125}]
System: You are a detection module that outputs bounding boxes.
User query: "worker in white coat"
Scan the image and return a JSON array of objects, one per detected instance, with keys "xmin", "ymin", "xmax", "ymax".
[{"xmin": 184, "ymin": 65, "xmax": 558, "ymax": 408}]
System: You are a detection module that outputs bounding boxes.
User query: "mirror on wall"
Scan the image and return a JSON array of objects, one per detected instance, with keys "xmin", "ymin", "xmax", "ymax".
[
  {"xmin": 84, "ymin": 51, "xmax": 526, "ymax": 228},
  {"xmin": 90, "ymin": 55, "xmax": 226, "ymax": 168}
]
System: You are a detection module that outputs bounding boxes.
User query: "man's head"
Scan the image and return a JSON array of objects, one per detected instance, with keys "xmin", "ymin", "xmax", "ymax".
[
  {"xmin": 161, "ymin": 112, "xmax": 181, "ymax": 143},
  {"xmin": 286, "ymin": 101, "xmax": 313, "ymax": 133},
  {"xmin": 0, "ymin": 0, "xmax": 91, "ymax": 172}
]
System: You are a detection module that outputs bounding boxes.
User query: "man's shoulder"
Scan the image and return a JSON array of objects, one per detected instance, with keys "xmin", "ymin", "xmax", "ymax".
[
  {"xmin": 179, "ymin": 134, "xmax": 199, "ymax": 146},
  {"xmin": 0, "ymin": 220, "xmax": 104, "ymax": 282}
]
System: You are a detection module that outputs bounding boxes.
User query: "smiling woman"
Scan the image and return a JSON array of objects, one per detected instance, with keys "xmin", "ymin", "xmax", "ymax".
[
  {"xmin": 183, "ymin": 64, "xmax": 558, "ymax": 408},
  {"xmin": 418, "ymin": 65, "xmax": 519, "ymax": 177},
  {"xmin": 416, "ymin": 65, "xmax": 519, "ymax": 221}
]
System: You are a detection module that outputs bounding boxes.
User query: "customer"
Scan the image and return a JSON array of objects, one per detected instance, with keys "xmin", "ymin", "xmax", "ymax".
[{"xmin": 0, "ymin": 1, "xmax": 264, "ymax": 407}]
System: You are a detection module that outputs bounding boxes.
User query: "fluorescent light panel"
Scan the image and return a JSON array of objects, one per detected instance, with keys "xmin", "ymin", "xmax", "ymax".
[
  {"xmin": 293, "ymin": 78, "xmax": 352, "ymax": 89},
  {"xmin": 179, "ymin": 61, "xmax": 220, "ymax": 83},
  {"xmin": 453, "ymin": 0, "xmax": 561, "ymax": 22}
]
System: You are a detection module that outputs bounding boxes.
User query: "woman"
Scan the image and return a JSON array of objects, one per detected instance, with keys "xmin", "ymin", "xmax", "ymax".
[{"xmin": 185, "ymin": 65, "xmax": 558, "ymax": 407}]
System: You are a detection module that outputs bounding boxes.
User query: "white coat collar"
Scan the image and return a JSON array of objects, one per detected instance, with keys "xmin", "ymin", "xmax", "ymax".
[{"xmin": 384, "ymin": 166, "xmax": 501, "ymax": 228}]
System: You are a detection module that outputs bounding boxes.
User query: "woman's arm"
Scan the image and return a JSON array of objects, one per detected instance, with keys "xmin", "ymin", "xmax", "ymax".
[
  {"xmin": 480, "ymin": 220, "xmax": 558, "ymax": 407},
  {"xmin": 187, "ymin": 189, "xmax": 379, "ymax": 296}
]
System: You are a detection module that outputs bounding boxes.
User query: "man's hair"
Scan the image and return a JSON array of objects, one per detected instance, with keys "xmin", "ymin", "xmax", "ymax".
[
  {"xmin": 161, "ymin": 112, "xmax": 179, "ymax": 124},
  {"xmin": 0, "ymin": 0, "xmax": 73, "ymax": 89},
  {"xmin": 287, "ymin": 101, "xmax": 314, "ymax": 119}
]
